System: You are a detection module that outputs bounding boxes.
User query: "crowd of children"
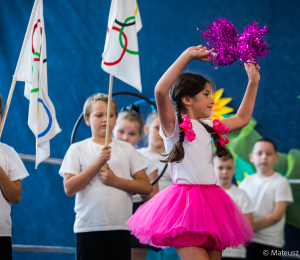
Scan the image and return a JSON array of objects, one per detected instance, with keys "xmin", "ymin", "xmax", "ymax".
[{"xmin": 0, "ymin": 46, "xmax": 294, "ymax": 260}]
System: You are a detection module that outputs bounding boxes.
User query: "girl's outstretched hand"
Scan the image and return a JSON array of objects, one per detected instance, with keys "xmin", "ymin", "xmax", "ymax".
[
  {"xmin": 244, "ymin": 62, "xmax": 261, "ymax": 83},
  {"xmin": 188, "ymin": 45, "xmax": 215, "ymax": 62}
]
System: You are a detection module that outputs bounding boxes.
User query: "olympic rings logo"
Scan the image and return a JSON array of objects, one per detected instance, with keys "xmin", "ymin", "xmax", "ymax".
[
  {"xmin": 103, "ymin": 16, "xmax": 139, "ymax": 66},
  {"xmin": 32, "ymin": 19, "xmax": 42, "ymax": 62}
]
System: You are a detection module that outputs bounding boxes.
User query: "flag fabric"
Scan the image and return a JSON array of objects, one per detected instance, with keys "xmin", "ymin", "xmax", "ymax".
[
  {"xmin": 13, "ymin": 0, "xmax": 61, "ymax": 168},
  {"xmin": 102, "ymin": 0, "xmax": 142, "ymax": 92}
]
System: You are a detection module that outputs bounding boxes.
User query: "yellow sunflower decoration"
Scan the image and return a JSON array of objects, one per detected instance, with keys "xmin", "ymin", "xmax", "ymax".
[
  {"xmin": 210, "ymin": 88, "xmax": 234, "ymax": 120},
  {"xmin": 236, "ymin": 172, "xmax": 249, "ymax": 185}
]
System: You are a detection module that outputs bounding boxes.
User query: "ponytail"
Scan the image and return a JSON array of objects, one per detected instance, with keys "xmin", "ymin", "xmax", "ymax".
[
  {"xmin": 199, "ymin": 121, "xmax": 229, "ymax": 158},
  {"xmin": 161, "ymin": 104, "xmax": 185, "ymax": 163}
]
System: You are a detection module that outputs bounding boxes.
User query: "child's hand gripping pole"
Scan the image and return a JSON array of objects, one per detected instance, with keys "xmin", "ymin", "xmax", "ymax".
[{"xmin": 105, "ymin": 74, "xmax": 114, "ymax": 168}]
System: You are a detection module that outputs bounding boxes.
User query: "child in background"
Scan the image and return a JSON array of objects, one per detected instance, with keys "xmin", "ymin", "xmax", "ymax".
[
  {"xmin": 239, "ymin": 138, "xmax": 293, "ymax": 260},
  {"xmin": 113, "ymin": 105, "xmax": 159, "ymax": 260},
  {"xmin": 138, "ymin": 112, "xmax": 173, "ymax": 191},
  {"xmin": 0, "ymin": 97, "xmax": 29, "ymax": 260},
  {"xmin": 59, "ymin": 94, "xmax": 152, "ymax": 260},
  {"xmin": 139, "ymin": 112, "xmax": 179, "ymax": 259},
  {"xmin": 127, "ymin": 45, "xmax": 260, "ymax": 260},
  {"xmin": 214, "ymin": 152, "xmax": 254, "ymax": 260}
]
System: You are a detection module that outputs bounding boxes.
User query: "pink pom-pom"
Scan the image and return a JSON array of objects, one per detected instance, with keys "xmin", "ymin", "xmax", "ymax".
[
  {"xmin": 238, "ymin": 22, "xmax": 269, "ymax": 64},
  {"xmin": 198, "ymin": 18, "xmax": 238, "ymax": 69}
]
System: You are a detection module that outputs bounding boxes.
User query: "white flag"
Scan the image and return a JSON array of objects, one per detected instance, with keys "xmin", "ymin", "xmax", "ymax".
[
  {"xmin": 13, "ymin": 0, "xmax": 61, "ymax": 168},
  {"xmin": 102, "ymin": 0, "xmax": 142, "ymax": 92}
]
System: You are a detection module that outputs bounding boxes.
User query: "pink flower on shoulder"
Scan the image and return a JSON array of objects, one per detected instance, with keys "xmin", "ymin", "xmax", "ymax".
[
  {"xmin": 179, "ymin": 115, "xmax": 196, "ymax": 142},
  {"xmin": 212, "ymin": 119, "xmax": 230, "ymax": 148}
]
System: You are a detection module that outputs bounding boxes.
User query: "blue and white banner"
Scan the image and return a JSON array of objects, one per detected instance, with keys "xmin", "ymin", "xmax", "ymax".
[{"xmin": 13, "ymin": 0, "xmax": 61, "ymax": 168}]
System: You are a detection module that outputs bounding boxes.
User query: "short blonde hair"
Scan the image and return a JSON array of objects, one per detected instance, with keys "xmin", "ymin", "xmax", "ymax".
[
  {"xmin": 146, "ymin": 112, "xmax": 158, "ymax": 126},
  {"xmin": 83, "ymin": 93, "xmax": 118, "ymax": 117},
  {"xmin": 116, "ymin": 111, "xmax": 143, "ymax": 136}
]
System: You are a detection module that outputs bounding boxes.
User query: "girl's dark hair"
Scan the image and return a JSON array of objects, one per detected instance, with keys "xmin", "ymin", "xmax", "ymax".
[
  {"xmin": 213, "ymin": 150, "xmax": 233, "ymax": 161},
  {"xmin": 161, "ymin": 72, "xmax": 228, "ymax": 163},
  {"xmin": 254, "ymin": 138, "xmax": 277, "ymax": 152}
]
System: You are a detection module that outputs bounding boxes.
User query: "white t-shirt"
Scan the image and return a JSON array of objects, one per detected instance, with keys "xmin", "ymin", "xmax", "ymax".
[
  {"xmin": 239, "ymin": 172, "xmax": 293, "ymax": 248},
  {"xmin": 222, "ymin": 184, "xmax": 255, "ymax": 258},
  {"xmin": 159, "ymin": 118, "xmax": 216, "ymax": 185},
  {"xmin": 137, "ymin": 148, "xmax": 173, "ymax": 191},
  {"xmin": 59, "ymin": 138, "xmax": 146, "ymax": 233},
  {"xmin": 0, "ymin": 143, "xmax": 29, "ymax": 237},
  {"xmin": 132, "ymin": 151, "xmax": 158, "ymax": 203}
]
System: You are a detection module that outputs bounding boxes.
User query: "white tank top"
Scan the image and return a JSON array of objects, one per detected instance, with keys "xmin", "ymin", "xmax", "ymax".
[{"xmin": 159, "ymin": 118, "xmax": 216, "ymax": 185}]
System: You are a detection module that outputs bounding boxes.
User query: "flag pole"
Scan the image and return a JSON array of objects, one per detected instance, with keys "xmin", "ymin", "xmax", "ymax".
[
  {"xmin": 0, "ymin": 79, "xmax": 17, "ymax": 138},
  {"xmin": 105, "ymin": 74, "xmax": 114, "ymax": 146}
]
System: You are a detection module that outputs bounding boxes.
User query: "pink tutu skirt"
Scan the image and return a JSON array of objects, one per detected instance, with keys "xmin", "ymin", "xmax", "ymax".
[{"xmin": 126, "ymin": 184, "xmax": 255, "ymax": 250}]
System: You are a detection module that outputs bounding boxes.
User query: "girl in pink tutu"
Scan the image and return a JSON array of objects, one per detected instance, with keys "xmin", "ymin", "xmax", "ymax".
[{"xmin": 126, "ymin": 45, "xmax": 260, "ymax": 260}]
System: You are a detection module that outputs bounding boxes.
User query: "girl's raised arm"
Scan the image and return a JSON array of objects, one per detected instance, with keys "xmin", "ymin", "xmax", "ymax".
[
  {"xmin": 220, "ymin": 62, "xmax": 261, "ymax": 132},
  {"xmin": 155, "ymin": 46, "xmax": 212, "ymax": 137}
]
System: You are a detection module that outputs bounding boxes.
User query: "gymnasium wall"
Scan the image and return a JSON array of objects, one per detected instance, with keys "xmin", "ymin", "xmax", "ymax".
[{"xmin": 0, "ymin": 0, "xmax": 299, "ymax": 259}]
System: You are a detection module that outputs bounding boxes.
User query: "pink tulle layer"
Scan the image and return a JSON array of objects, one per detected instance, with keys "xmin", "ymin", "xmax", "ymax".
[{"xmin": 126, "ymin": 184, "xmax": 255, "ymax": 250}]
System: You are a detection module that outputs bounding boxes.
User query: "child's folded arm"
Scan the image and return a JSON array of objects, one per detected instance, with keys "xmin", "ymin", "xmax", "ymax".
[
  {"xmin": 63, "ymin": 145, "xmax": 111, "ymax": 196},
  {"xmin": 0, "ymin": 166, "xmax": 22, "ymax": 204},
  {"xmin": 63, "ymin": 160, "xmax": 104, "ymax": 197},
  {"xmin": 253, "ymin": 201, "xmax": 288, "ymax": 231},
  {"xmin": 244, "ymin": 213, "xmax": 255, "ymax": 230},
  {"xmin": 99, "ymin": 165, "xmax": 152, "ymax": 195}
]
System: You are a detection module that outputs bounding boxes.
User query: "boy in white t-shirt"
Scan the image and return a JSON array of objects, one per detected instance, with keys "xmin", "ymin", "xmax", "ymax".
[
  {"xmin": 59, "ymin": 94, "xmax": 152, "ymax": 260},
  {"xmin": 0, "ymin": 97, "xmax": 29, "ymax": 260},
  {"xmin": 239, "ymin": 138, "xmax": 293, "ymax": 260},
  {"xmin": 214, "ymin": 152, "xmax": 255, "ymax": 260}
]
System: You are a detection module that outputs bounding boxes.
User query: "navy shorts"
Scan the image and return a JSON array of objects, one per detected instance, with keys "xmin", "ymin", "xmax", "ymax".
[{"xmin": 77, "ymin": 230, "xmax": 131, "ymax": 260}]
